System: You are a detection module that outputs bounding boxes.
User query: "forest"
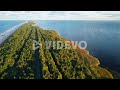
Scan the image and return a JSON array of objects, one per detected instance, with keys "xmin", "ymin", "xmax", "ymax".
[{"xmin": 0, "ymin": 22, "xmax": 113, "ymax": 79}]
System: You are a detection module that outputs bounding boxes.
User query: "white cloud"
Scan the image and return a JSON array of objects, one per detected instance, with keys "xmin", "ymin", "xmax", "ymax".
[{"xmin": 0, "ymin": 11, "xmax": 120, "ymax": 20}]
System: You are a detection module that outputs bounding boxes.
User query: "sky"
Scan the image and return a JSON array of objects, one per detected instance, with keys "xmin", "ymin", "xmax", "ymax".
[{"xmin": 0, "ymin": 11, "xmax": 120, "ymax": 20}]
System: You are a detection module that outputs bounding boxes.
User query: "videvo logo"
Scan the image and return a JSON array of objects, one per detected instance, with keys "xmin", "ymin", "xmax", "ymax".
[{"xmin": 33, "ymin": 40, "xmax": 87, "ymax": 50}]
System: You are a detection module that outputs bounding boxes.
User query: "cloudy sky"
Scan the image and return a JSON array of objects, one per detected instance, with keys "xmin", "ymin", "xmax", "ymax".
[{"xmin": 0, "ymin": 11, "xmax": 120, "ymax": 20}]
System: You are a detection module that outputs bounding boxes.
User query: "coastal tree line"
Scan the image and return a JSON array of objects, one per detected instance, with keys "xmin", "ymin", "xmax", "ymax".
[{"xmin": 0, "ymin": 22, "xmax": 113, "ymax": 79}]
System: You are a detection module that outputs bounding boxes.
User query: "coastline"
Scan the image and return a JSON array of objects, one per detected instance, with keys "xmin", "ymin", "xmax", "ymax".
[
  {"xmin": 0, "ymin": 21, "xmax": 28, "ymax": 46},
  {"xmin": 53, "ymin": 30, "xmax": 113, "ymax": 78}
]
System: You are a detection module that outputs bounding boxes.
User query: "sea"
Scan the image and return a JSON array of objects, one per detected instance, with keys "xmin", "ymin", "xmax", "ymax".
[
  {"xmin": 0, "ymin": 21, "xmax": 26, "ymax": 45},
  {"xmin": 1, "ymin": 20, "xmax": 120, "ymax": 73},
  {"xmin": 0, "ymin": 20, "xmax": 24, "ymax": 33}
]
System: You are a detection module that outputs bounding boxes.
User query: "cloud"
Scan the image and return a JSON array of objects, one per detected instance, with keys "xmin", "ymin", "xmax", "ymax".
[{"xmin": 0, "ymin": 11, "xmax": 120, "ymax": 20}]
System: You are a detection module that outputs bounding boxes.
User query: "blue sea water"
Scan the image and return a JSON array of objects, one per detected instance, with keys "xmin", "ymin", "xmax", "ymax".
[
  {"xmin": 0, "ymin": 20, "xmax": 24, "ymax": 33},
  {"xmin": 0, "ymin": 21, "xmax": 26, "ymax": 45},
  {"xmin": 36, "ymin": 20, "xmax": 120, "ymax": 71}
]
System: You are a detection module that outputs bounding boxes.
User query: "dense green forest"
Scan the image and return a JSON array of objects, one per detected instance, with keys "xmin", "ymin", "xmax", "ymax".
[{"xmin": 0, "ymin": 22, "xmax": 113, "ymax": 79}]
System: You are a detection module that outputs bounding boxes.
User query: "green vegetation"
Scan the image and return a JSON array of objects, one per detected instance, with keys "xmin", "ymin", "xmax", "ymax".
[{"xmin": 0, "ymin": 22, "xmax": 113, "ymax": 79}]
